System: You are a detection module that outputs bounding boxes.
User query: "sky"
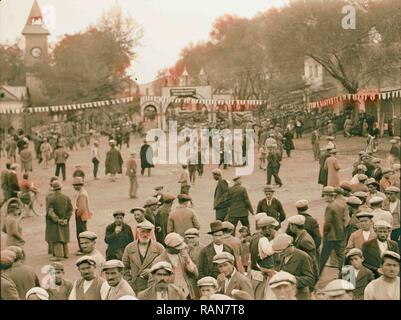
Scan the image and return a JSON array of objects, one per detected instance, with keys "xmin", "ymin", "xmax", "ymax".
[{"xmin": 0, "ymin": 0, "xmax": 288, "ymax": 84}]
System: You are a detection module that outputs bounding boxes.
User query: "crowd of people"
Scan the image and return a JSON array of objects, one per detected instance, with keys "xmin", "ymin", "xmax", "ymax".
[{"xmin": 0, "ymin": 108, "xmax": 400, "ymax": 301}]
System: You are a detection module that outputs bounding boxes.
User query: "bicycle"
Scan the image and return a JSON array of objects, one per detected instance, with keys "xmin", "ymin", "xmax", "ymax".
[{"xmin": 17, "ymin": 189, "xmax": 45, "ymax": 219}]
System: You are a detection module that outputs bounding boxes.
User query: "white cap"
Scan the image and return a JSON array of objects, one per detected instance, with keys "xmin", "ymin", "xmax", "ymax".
[{"xmin": 287, "ymin": 215, "xmax": 306, "ymax": 226}]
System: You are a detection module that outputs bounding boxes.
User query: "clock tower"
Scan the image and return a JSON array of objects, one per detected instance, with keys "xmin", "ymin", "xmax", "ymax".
[{"xmin": 22, "ymin": 0, "xmax": 49, "ymax": 105}]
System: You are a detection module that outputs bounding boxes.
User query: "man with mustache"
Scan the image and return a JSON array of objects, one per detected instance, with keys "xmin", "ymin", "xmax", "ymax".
[
  {"xmin": 137, "ymin": 261, "xmax": 186, "ymax": 300},
  {"xmin": 100, "ymin": 260, "xmax": 135, "ymax": 300}
]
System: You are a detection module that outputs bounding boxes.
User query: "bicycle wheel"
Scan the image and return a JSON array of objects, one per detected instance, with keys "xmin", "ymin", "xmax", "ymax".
[{"xmin": 30, "ymin": 194, "xmax": 45, "ymax": 217}]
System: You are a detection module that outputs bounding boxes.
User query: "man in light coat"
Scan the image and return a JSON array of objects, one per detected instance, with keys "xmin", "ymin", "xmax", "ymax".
[
  {"xmin": 167, "ymin": 194, "xmax": 200, "ymax": 237},
  {"xmin": 324, "ymin": 149, "xmax": 341, "ymax": 187}
]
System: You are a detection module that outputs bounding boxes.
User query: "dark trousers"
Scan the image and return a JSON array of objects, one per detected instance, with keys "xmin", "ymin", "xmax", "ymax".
[
  {"xmin": 228, "ymin": 216, "xmax": 250, "ymax": 230},
  {"xmin": 267, "ymin": 168, "xmax": 282, "ymax": 186},
  {"xmin": 215, "ymin": 208, "xmax": 228, "ymax": 221},
  {"xmin": 55, "ymin": 163, "xmax": 66, "ymax": 181},
  {"xmin": 92, "ymin": 159, "xmax": 99, "ymax": 178},
  {"xmin": 319, "ymin": 240, "xmax": 345, "ymax": 275},
  {"xmin": 141, "ymin": 167, "xmax": 151, "ymax": 176},
  {"xmin": 285, "ymin": 149, "xmax": 291, "ymax": 157},
  {"xmin": 76, "ymin": 216, "xmax": 87, "ymax": 252},
  {"xmin": 391, "ymin": 228, "xmax": 400, "ymax": 248}
]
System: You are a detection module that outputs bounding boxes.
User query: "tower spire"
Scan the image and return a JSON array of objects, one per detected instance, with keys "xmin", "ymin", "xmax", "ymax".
[{"xmin": 22, "ymin": 0, "xmax": 49, "ymax": 35}]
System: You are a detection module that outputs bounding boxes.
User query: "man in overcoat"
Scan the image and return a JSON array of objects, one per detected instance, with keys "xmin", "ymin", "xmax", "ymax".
[
  {"xmin": 104, "ymin": 211, "xmax": 134, "ymax": 260},
  {"xmin": 105, "ymin": 140, "xmax": 123, "ymax": 182},
  {"xmin": 212, "ymin": 169, "xmax": 229, "ymax": 221}
]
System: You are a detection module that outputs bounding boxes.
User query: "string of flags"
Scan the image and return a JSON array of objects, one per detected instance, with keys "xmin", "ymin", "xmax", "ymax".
[{"xmin": 0, "ymin": 88, "xmax": 400, "ymax": 115}]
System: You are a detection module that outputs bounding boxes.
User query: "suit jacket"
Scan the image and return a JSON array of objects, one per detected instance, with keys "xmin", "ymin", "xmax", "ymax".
[
  {"xmin": 222, "ymin": 235, "xmax": 245, "ymax": 273},
  {"xmin": 293, "ymin": 230, "xmax": 318, "ymax": 277},
  {"xmin": 342, "ymin": 265, "xmax": 374, "ymax": 300},
  {"xmin": 137, "ymin": 284, "xmax": 186, "ymax": 300},
  {"xmin": 362, "ymin": 238, "xmax": 399, "ymax": 277},
  {"xmin": 167, "ymin": 205, "xmax": 201, "ymax": 236},
  {"xmin": 122, "ymin": 239, "xmax": 165, "ymax": 293},
  {"xmin": 226, "ymin": 184, "xmax": 253, "ymax": 218},
  {"xmin": 8, "ymin": 262, "xmax": 40, "ymax": 299},
  {"xmin": 323, "ymin": 201, "xmax": 346, "ymax": 241},
  {"xmin": 345, "ymin": 229, "xmax": 376, "ymax": 255},
  {"xmin": 125, "ymin": 158, "xmax": 137, "ymax": 177},
  {"xmin": 256, "ymin": 198, "xmax": 286, "ymax": 222},
  {"xmin": 214, "ymin": 178, "xmax": 229, "ymax": 210},
  {"xmin": 105, "ymin": 222, "xmax": 134, "ymax": 260},
  {"xmin": 217, "ymin": 270, "xmax": 254, "ymax": 299},
  {"xmin": 300, "ymin": 212, "xmax": 321, "ymax": 249},
  {"xmin": 198, "ymin": 243, "xmax": 235, "ymax": 279},
  {"xmin": 1, "ymin": 272, "xmax": 20, "ymax": 300}
]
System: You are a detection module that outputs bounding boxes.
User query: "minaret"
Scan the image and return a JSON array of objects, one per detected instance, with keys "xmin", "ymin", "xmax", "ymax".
[
  {"xmin": 199, "ymin": 67, "xmax": 208, "ymax": 85},
  {"xmin": 179, "ymin": 67, "xmax": 190, "ymax": 87},
  {"xmin": 22, "ymin": 0, "xmax": 50, "ymax": 105}
]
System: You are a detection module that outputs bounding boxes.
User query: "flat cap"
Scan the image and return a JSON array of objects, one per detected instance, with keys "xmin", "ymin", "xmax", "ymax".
[
  {"xmin": 211, "ymin": 169, "xmax": 222, "ymax": 175},
  {"xmin": 263, "ymin": 185, "xmax": 275, "ymax": 193},
  {"xmin": 184, "ymin": 228, "xmax": 200, "ymax": 237},
  {"xmin": 366, "ymin": 178, "xmax": 378, "ymax": 186},
  {"xmin": 144, "ymin": 197, "xmax": 160, "ymax": 207},
  {"xmin": 329, "ymin": 149, "xmax": 338, "ymax": 154},
  {"xmin": 322, "ymin": 279, "xmax": 354, "ymax": 296},
  {"xmin": 0, "ymin": 249, "xmax": 16, "ymax": 266},
  {"xmin": 50, "ymin": 262, "xmax": 64, "ymax": 271},
  {"xmin": 102, "ymin": 259, "xmax": 124, "ymax": 271},
  {"xmin": 372, "ymin": 158, "xmax": 381, "ymax": 164},
  {"xmin": 374, "ymin": 220, "xmax": 392, "ymax": 229},
  {"xmin": 164, "ymin": 233, "xmax": 187, "ymax": 249},
  {"xmin": 346, "ymin": 196, "xmax": 362, "ymax": 205},
  {"xmin": 385, "ymin": 186, "xmax": 400, "ymax": 193},
  {"xmin": 272, "ymin": 234, "xmax": 293, "ymax": 252},
  {"xmin": 177, "ymin": 194, "xmax": 192, "ymax": 201},
  {"xmin": 268, "ymin": 271, "xmax": 297, "ymax": 288},
  {"xmin": 213, "ymin": 252, "xmax": 235, "ymax": 264},
  {"xmin": 78, "ymin": 231, "xmax": 97, "ymax": 240},
  {"xmin": 231, "ymin": 289, "xmax": 252, "ymax": 300},
  {"xmin": 355, "ymin": 211, "xmax": 374, "ymax": 219},
  {"xmin": 109, "ymin": 139, "xmax": 116, "ymax": 145},
  {"xmin": 346, "ymin": 248, "xmax": 363, "ymax": 258},
  {"xmin": 357, "ymin": 174, "xmax": 368, "ymax": 181},
  {"xmin": 150, "ymin": 261, "xmax": 173, "ymax": 274},
  {"xmin": 357, "ymin": 164, "xmax": 367, "ymax": 171},
  {"xmin": 137, "ymin": 220, "xmax": 155, "ymax": 230},
  {"xmin": 322, "ymin": 186, "xmax": 336, "ymax": 194},
  {"xmin": 222, "ymin": 221, "xmax": 235, "ymax": 231},
  {"xmin": 51, "ymin": 180, "xmax": 62, "ymax": 190},
  {"xmin": 287, "ymin": 215, "xmax": 306, "ymax": 226},
  {"xmin": 258, "ymin": 216, "xmax": 279, "ymax": 228},
  {"xmin": 130, "ymin": 207, "xmax": 145, "ymax": 214},
  {"xmin": 295, "ymin": 199, "xmax": 309, "ymax": 208},
  {"xmin": 197, "ymin": 276, "xmax": 218, "ymax": 288},
  {"xmin": 113, "ymin": 210, "xmax": 125, "ymax": 217},
  {"xmin": 75, "ymin": 255, "xmax": 97, "ymax": 267},
  {"xmin": 26, "ymin": 287, "xmax": 49, "ymax": 300},
  {"xmin": 154, "ymin": 186, "xmax": 164, "ymax": 191},
  {"xmin": 10, "ymin": 163, "xmax": 18, "ymax": 169},
  {"xmin": 382, "ymin": 251, "xmax": 400, "ymax": 262},
  {"xmin": 369, "ymin": 196, "xmax": 384, "ymax": 205},
  {"xmin": 353, "ymin": 191, "xmax": 368, "ymax": 198},
  {"xmin": 382, "ymin": 168, "xmax": 393, "ymax": 174},
  {"xmin": 163, "ymin": 193, "xmax": 176, "ymax": 201}
]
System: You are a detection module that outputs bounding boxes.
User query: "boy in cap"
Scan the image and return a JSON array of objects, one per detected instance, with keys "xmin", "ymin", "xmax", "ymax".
[
  {"xmin": 78, "ymin": 231, "xmax": 106, "ymax": 269},
  {"xmin": 341, "ymin": 248, "xmax": 374, "ymax": 300},
  {"xmin": 69, "ymin": 256, "xmax": 105, "ymax": 300},
  {"xmin": 362, "ymin": 220, "xmax": 399, "ymax": 278},
  {"xmin": 345, "ymin": 212, "xmax": 376, "ymax": 255},
  {"xmin": 46, "ymin": 262, "xmax": 73, "ymax": 300},
  {"xmin": 364, "ymin": 251, "xmax": 400, "ymax": 300},
  {"xmin": 100, "ymin": 260, "xmax": 135, "ymax": 300},
  {"xmin": 167, "ymin": 194, "xmax": 200, "ymax": 237},
  {"xmin": 268, "ymin": 271, "xmax": 297, "ymax": 300},
  {"xmin": 138, "ymin": 262, "xmax": 186, "ymax": 300},
  {"xmin": 104, "ymin": 211, "xmax": 134, "ymax": 260},
  {"xmin": 197, "ymin": 276, "xmax": 218, "ymax": 300}
]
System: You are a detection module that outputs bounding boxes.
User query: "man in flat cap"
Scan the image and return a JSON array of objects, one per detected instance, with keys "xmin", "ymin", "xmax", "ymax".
[
  {"xmin": 153, "ymin": 186, "xmax": 165, "ymax": 206},
  {"xmin": 256, "ymin": 185, "xmax": 286, "ymax": 223},
  {"xmin": 345, "ymin": 212, "xmax": 376, "ymax": 255},
  {"xmin": 46, "ymin": 262, "xmax": 73, "ymax": 300},
  {"xmin": 143, "ymin": 197, "xmax": 160, "ymax": 226},
  {"xmin": 122, "ymin": 220, "xmax": 165, "ymax": 294},
  {"xmin": 295, "ymin": 200, "xmax": 321, "ymax": 253},
  {"xmin": 105, "ymin": 211, "xmax": 134, "ymax": 260},
  {"xmin": 100, "ymin": 260, "xmax": 135, "ymax": 300},
  {"xmin": 78, "ymin": 231, "xmax": 106, "ymax": 269},
  {"xmin": 167, "ymin": 194, "xmax": 200, "ymax": 237},
  {"xmin": 155, "ymin": 193, "xmax": 175, "ymax": 244},
  {"xmin": 2, "ymin": 201, "xmax": 25, "ymax": 247},
  {"xmin": 140, "ymin": 139, "xmax": 154, "ymax": 177},
  {"xmin": 46, "ymin": 180, "xmax": 73, "ymax": 261},
  {"xmin": 369, "ymin": 196, "xmax": 393, "ymax": 226},
  {"xmin": 318, "ymin": 145, "xmax": 332, "ymax": 186},
  {"xmin": 370, "ymin": 158, "xmax": 383, "ymax": 182},
  {"xmin": 266, "ymin": 144, "xmax": 283, "ymax": 187},
  {"xmin": 53, "ymin": 145, "xmax": 69, "ymax": 181},
  {"xmin": 137, "ymin": 261, "xmax": 186, "ymax": 300},
  {"xmin": 72, "ymin": 176, "xmax": 91, "ymax": 255},
  {"xmin": 221, "ymin": 221, "xmax": 245, "ymax": 273},
  {"xmin": 341, "ymin": 248, "xmax": 374, "ymax": 300},
  {"xmin": 213, "ymin": 252, "xmax": 253, "ymax": 299},
  {"xmin": 198, "ymin": 221, "xmax": 235, "ymax": 279},
  {"xmin": 362, "ymin": 220, "xmax": 399, "ymax": 278},
  {"xmin": 69, "ymin": 256, "xmax": 105, "ymax": 300},
  {"xmin": 0, "ymin": 249, "xmax": 19, "ymax": 300},
  {"xmin": 105, "ymin": 139, "xmax": 123, "ymax": 182},
  {"xmin": 126, "ymin": 150, "xmax": 138, "ymax": 199},
  {"xmin": 268, "ymin": 271, "xmax": 297, "ymax": 300},
  {"xmin": 153, "ymin": 233, "xmax": 198, "ymax": 299},
  {"xmin": 198, "ymin": 276, "xmax": 218, "ymax": 300},
  {"xmin": 344, "ymin": 196, "xmax": 363, "ymax": 242},
  {"xmin": 322, "ymin": 279, "xmax": 354, "ymax": 300},
  {"xmin": 324, "ymin": 149, "xmax": 341, "ymax": 187},
  {"xmin": 212, "ymin": 169, "xmax": 230, "ymax": 221},
  {"xmin": 350, "ymin": 174, "xmax": 369, "ymax": 193},
  {"xmin": 350, "ymin": 164, "xmax": 368, "ymax": 184},
  {"xmin": 6, "ymin": 246, "xmax": 40, "ymax": 300},
  {"xmin": 379, "ymin": 168, "xmax": 394, "ymax": 192},
  {"xmin": 226, "ymin": 176, "xmax": 254, "ymax": 231},
  {"xmin": 366, "ymin": 178, "xmax": 386, "ymax": 204},
  {"xmin": 184, "ymin": 228, "xmax": 204, "ymax": 266},
  {"xmin": 364, "ymin": 251, "xmax": 400, "ymax": 300},
  {"xmin": 272, "ymin": 234, "xmax": 315, "ymax": 300},
  {"xmin": 382, "ymin": 186, "xmax": 400, "ymax": 243}
]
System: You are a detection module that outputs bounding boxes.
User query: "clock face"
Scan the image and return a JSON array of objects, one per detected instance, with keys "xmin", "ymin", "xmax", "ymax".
[{"xmin": 31, "ymin": 47, "xmax": 42, "ymax": 58}]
